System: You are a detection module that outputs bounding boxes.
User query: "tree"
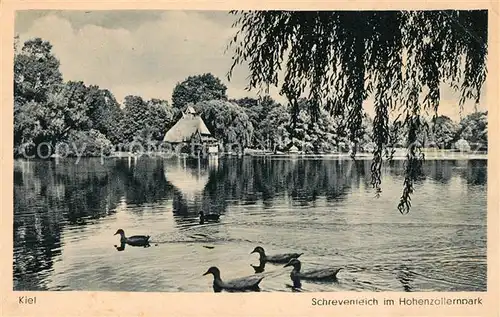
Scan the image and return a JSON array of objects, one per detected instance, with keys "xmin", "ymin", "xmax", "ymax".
[
  {"xmin": 14, "ymin": 38, "xmax": 63, "ymax": 104},
  {"xmin": 14, "ymin": 81, "xmax": 95, "ymax": 157},
  {"xmin": 454, "ymin": 138, "xmax": 471, "ymax": 152},
  {"xmin": 146, "ymin": 98, "xmax": 181, "ymax": 142},
  {"xmin": 14, "ymin": 38, "xmax": 65, "ymax": 152},
  {"xmin": 358, "ymin": 114, "xmax": 375, "ymax": 152},
  {"xmin": 86, "ymin": 87, "xmax": 124, "ymax": 145},
  {"xmin": 456, "ymin": 111, "xmax": 487, "ymax": 151},
  {"xmin": 194, "ymin": 100, "xmax": 254, "ymax": 153},
  {"xmin": 227, "ymin": 10, "xmax": 488, "ymax": 213},
  {"xmin": 120, "ymin": 96, "xmax": 180, "ymax": 147},
  {"xmin": 287, "ymin": 98, "xmax": 345, "ymax": 153},
  {"xmin": 120, "ymin": 95, "xmax": 150, "ymax": 143},
  {"xmin": 65, "ymin": 129, "xmax": 114, "ymax": 157},
  {"xmin": 232, "ymin": 95, "xmax": 282, "ymax": 149},
  {"xmin": 431, "ymin": 115, "xmax": 458, "ymax": 149},
  {"xmin": 172, "ymin": 73, "xmax": 228, "ymax": 109},
  {"xmin": 260, "ymin": 104, "xmax": 292, "ymax": 152}
]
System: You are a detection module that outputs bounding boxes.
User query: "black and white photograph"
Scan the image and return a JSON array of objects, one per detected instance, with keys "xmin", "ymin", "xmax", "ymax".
[{"xmin": 12, "ymin": 9, "xmax": 489, "ymax": 295}]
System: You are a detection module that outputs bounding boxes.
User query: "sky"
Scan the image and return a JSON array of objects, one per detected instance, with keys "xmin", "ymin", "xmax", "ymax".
[{"xmin": 15, "ymin": 10, "xmax": 487, "ymax": 121}]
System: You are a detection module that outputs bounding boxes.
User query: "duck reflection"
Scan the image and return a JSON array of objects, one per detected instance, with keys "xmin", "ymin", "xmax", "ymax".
[
  {"xmin": 115, "ymin": 240, "xmax": 159, "ymax": 252},
  {"xmin": 283, "ymin": 258, "xmax": 344, "ymax": 292},
  {"xmin": 199, "ymin": 210, "xmax": 221, "ymax": 224},
  {"xmin": 286, "ymin": 279, "xmax": 303, "ymax": 292},
  {"xmin": 250, "ymin": 260, "xmax": 267, "ymax": 273},
  {"xmin": 114, "ymin": 241, "xmax": 126, "ymax": 252},
  {"xmin": 284, "ymin": 258, "xmax": 342, "ymax": 284},
  {"xmin": 396, "ymin": 264, "xmax": 415, "ymax": 292}
]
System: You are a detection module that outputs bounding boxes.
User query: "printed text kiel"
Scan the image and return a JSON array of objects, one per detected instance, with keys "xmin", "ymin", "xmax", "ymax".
[{"xmin": 19, "ymin": 296, "xmax": 36, "ymax": 304}]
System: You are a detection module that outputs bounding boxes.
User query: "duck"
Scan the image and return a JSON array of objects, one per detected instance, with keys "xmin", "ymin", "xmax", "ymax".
[
  {"xmin": 114, "ymin": 229, "xmax": 150, "ymax": 247},
  {"xmin": 199, "ymin": 211, "xmax": 220, "ymax": 222},
  {"xmin": 202, "ymin": 266, "xmax": 264, "ymax": 292},
  {"xmin": 250, "ymin": 246, "xmax": 303, "ymax": 264},
  {"xmin": 284, "ymin": 258, "xmax": 342, "ymax": 285}
]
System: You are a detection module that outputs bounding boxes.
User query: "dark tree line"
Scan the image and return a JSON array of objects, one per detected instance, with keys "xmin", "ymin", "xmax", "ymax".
[
  {"xmin": 12, "ymin": 38, "xmax": 363, "ymax": 158},
  {"xmin": 14, "ymin": 37, "xmax": 180, "ymax": 157},
  {"xmin": 13, "ymin": 37, "xmax": 486, "ymax": 159}
]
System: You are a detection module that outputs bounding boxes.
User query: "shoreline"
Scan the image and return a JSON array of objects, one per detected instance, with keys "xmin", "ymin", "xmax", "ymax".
[
  {"xmin": 14, "ymin": 150, "xmax": 488, "ymax": 162},
  {"xmin": 244, "ymin": 152, "xmax": 488, "ymax": 160},
  {"xmin": 108, "ymin": 148, "xmax": 487, "ymax": 161}
]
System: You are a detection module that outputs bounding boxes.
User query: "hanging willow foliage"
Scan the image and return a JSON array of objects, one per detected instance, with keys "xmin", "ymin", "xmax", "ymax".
[{"xmin": 226, "ymin": 10, "xmax": 488, "ymax": 214}]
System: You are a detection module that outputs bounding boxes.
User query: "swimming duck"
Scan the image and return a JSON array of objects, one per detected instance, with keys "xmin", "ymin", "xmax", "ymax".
[
  {"xmin": 284, "ymin": 258, "xmax": 342, "ymax": 284},
  {"xmin": 199, "ymin": 211, "xmax": 220, "ymax": 224},
  {"xmin": 202, "ymin": 266, "xmax": 264, "ymax": 292},
  {"xmin": 114, "ymin": 229, "xmax": 150, "ymax": 247},
  {"xmin": 250, "ymin": 246, "xmax": 303, "ymax": 264}
]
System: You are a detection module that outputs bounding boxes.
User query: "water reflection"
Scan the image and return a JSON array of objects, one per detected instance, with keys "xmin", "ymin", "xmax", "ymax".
[
  {"xmin": 13, "ymin": 157, "xmax": 487, "ymax": 291},
  {"xmin": 464, "ymin": 160, "xmax": 487, "ymax": 186},
  {"xmin": 121, "ymin": 158, "xmax": 174, "ymax": 206},
  {"xmin": 166, "ymin": 159, "xmax": 222, "ymax": 229},
  {"xmin": 395, "ymin": 264, "xmax": 416, "ymax": 292},
  {"xmin": 425, "ymin": 160, "xmax": 455, "ymax": 184},
  {"xmin": 283, "ymin": 259, "xmax": 341, "ymax": 292},
  {"xmin": 199, "ymin": 158, "xmax": 362, "ymax": 206},
  {"xmin": 199, "ymin": 211, "xmax": 221, "ymax": 224},
  {"xmin": 251, "ymin": 260, "xmax": 267, "ymax": 273},
  {"xmin": 114, "ymin": 241, "xmax": 126, "ymax": 252}
]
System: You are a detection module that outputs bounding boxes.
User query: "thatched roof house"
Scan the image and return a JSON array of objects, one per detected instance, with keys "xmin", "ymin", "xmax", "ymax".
[{"xmin": 163, "ymin": 106, "xmax": 218, "ymax": 147}]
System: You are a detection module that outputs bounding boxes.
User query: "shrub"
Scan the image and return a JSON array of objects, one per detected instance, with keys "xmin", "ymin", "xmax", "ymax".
[
  {"xmin": 63, "ymin": 129, "xmax": 114, "ymax": 157},
  {"xmin": 453, "ymin": 139, "xmax": 471, "ymax": 152}
]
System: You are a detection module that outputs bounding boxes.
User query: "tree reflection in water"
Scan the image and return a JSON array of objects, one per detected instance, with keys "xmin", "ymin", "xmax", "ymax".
[
  {"xmin": 463, "ymin": 160, "xmax": 487, "ymax": 186},
  {"xmin": 13, "ymin": 157, "xmax": 487, "ymax": 291},
  {"xmin": 13, "ymin": 158, "xmax": 173, "ymax": 290}
]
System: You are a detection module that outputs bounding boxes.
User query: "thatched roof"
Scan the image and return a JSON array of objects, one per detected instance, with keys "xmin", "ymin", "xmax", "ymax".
[{"xmin": 163, "ymin": 107, "xmax": 214, "ymax": 143}]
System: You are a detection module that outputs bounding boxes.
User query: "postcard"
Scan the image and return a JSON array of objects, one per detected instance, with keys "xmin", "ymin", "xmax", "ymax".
[{"xmin": 1, "ymin": 1, "xmax": 498, "ymax": 316}]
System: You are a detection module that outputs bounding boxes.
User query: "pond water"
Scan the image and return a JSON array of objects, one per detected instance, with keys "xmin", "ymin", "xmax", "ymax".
[{"xmin": 13, "ymin": 156, "xmax": 487, "ymax": 292}]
